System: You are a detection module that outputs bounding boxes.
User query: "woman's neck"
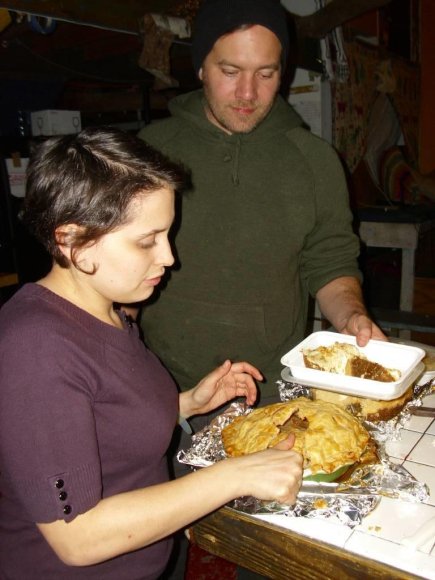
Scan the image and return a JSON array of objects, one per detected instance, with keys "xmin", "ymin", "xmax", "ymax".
[{"xmin": 38, "ymin": 266, "xmax": 123, "ymax": 328}]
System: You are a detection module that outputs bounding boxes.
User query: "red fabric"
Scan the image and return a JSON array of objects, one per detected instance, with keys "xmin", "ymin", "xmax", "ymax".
[{"xmin": 185, "ymin": 544, "xmax": 237, "ymax": 580}]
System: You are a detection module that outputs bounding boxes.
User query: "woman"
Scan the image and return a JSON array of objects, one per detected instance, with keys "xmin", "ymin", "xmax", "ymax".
[{"xmin": 0, "ymin": 127, "xmax": 302, "ymax": 579}]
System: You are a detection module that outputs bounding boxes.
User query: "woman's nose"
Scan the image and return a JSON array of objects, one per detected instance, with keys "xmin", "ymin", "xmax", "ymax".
[{"xmin": 160, "ymin": 238, "xmax": 175, "ymax": 267}]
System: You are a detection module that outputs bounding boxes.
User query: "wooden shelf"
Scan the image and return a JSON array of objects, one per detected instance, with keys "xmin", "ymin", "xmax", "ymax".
[{"xmin": 0, "ymin": 272, "xmax": 18, "ymax": 288}]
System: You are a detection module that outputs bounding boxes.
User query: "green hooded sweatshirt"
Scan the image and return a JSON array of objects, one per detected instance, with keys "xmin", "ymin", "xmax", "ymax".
[{"xmin": 138, "ymin": 90, "xmax": 361, "ymax": 396}]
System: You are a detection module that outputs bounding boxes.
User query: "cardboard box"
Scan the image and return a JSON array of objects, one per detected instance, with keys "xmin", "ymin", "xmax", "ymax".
[
  {"xmin": 6, "ymin": 156, "xmax": 28, "ymax": 198},
  {"xmin": 30, "ymin": 110, "xmax": 81, "ymax": 136}
]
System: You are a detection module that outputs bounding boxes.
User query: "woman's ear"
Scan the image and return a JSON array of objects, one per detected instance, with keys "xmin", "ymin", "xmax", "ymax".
[
  {"xmin": 54, "ymin": 224, "xmax": 80, "ymax": 259},
  {"xmin": 54, "ymin": 224, "xmax": 95, "ymax": 273}
]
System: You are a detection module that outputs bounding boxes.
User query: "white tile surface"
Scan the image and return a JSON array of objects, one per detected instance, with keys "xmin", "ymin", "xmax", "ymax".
[
  {"xmin": 358, "ymin": 497, "xmax": 435, "ymax": 546},
  {"xmin": 408, "ymin": 434, "xmax": 435, "ymax": 466},
  {"xmin": 346, "ymin": 531, "xmax": 435, "ymax": 580},
  {"xmin": 254, "ymin": 513, "xmax": 352, "ymax": 548},
  {"xmin": 423, "ymin": 393, "xmax": 435, "ymax": 408},
  {"xmin": 406, "ymin": 414, "xmax": 434, "ymax": 433},
  {"xmin": 385, "ymin": 428, "xmax": 422, "ymax": 460},
  {"xmin": 404, "ymin": 461, "xmax": 435, "ymax": 505}
]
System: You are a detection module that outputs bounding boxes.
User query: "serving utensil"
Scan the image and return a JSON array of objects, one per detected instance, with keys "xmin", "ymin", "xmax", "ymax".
[
  {"xmin": 407, "ymin": 405, "xmax": 435, "ymax": 417},
  {"xmin": 299, "ymin": 481, "xmax": 377, "ymax": 496}
]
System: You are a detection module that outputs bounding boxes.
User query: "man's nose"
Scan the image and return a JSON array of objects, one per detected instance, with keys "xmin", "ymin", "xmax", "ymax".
[{"xmin": 235, "ymin": 74, "xmax": 257, "ymax": 101}]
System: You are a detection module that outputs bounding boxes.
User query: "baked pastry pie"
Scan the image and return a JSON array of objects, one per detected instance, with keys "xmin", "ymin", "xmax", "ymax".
[
  {"xmin": 423, "ymin": 354, "xmax": 435, "ymax": 371},
  {"xmin": 303, "ymin": 342, "xmax": 401, "ymax": 382},
  {"xmin": 222, "ymin": 398, "xmax": 371, "ymax": 475}
]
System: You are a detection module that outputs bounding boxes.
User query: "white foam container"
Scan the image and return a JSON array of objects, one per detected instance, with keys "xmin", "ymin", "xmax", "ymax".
[{"xmin": 280, "ymin": 331, "xmax": 425, "ymax": 400}]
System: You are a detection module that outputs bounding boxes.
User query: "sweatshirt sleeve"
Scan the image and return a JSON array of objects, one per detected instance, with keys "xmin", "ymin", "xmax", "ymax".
[{"xmin": 293, "ymin": 129, "xmax": 362, "ymax": 295}]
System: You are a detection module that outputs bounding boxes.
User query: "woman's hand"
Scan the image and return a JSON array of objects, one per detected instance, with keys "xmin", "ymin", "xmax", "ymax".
[
  {"xmin": 179, "ymin": 360, "xmax": 262, "ymax": 419},
  {"xmin": 221, "ymin": 434, "xmax": 303, "ymax": 506}
]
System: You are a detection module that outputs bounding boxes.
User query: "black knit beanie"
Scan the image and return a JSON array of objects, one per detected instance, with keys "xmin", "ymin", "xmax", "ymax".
[{"xmin": 191, "ymin": 0, "xmax": 290, "ymax": 75}]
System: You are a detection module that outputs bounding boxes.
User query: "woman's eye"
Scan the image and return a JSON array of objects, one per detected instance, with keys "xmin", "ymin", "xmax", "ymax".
[{"xmin": 138, "ymin": 238, "xmax": 156, "ymax": 249}]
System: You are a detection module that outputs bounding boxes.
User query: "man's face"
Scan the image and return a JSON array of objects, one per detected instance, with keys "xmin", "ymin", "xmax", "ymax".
[{"xmin": 199, "ymin": 25, "xmax": 282, "ymax": 134}]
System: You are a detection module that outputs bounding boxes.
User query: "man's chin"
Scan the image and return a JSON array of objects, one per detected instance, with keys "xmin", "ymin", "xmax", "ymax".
[{"xmin": 224, "ymin": 117, "xmax": 261, "ymax": 134}]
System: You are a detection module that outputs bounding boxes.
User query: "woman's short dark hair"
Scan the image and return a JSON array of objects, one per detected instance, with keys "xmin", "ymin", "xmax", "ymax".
[{"xmin": 21, "ymin": 126, "xmax": 186, "ymax": 268}]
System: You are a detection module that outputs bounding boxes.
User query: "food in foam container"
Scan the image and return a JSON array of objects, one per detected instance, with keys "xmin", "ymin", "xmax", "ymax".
[
  {"xmin": 280, "ymin": 331, "xmax": 425, "ymax": 401},
  {"xmin": 302, "ymin": 342, "xmax": 401, "ymax": 382}
]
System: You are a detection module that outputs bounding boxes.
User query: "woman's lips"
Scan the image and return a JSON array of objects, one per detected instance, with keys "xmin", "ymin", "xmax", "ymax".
[{"xmin": 146, "ymin": 276, "xmax": 162, "ymax": 286}]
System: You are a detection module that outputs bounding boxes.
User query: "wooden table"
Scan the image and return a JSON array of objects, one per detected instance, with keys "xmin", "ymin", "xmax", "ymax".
[{"xmin": 190, "ymin": 507, "xmax": 422, "ymax": 580}]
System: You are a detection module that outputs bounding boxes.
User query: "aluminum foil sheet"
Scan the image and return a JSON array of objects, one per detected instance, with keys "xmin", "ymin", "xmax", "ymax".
[{"xmin": 178, "ymin": 378, "xmax": 433, "ymax": 527}]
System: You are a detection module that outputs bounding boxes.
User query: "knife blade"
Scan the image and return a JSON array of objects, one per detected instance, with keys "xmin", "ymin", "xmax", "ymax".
[
  {"xmin": 407, "ymin": 406, "xmax": 435, "ymax": 417},
  {"xmin": 299, "ymin": 481, "xmax": 377, "ymax": 496}
]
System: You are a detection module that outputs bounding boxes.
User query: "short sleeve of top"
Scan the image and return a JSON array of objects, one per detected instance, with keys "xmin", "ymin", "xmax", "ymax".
[{"xmin": 0, "ymin": 284, "xmax": 179, "ymax": 524}]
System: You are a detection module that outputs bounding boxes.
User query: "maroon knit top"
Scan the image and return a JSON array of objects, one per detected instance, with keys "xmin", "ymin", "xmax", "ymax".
[{"xmin": 0, "ymin": 284, "xmax": 179, "ymax": 579}]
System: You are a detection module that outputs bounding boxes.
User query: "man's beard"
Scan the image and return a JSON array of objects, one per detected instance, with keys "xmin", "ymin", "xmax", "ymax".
[{"xmin": 203, "ymin": 91, "xmax": 275, "ymax": 135}]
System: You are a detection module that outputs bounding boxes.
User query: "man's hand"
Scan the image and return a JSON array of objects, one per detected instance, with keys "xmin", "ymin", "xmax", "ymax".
[
  {"xmin": 316, "ymin": 276, "xmax": 387, "ymax": 346},
  {"xmin": 340, "ymin": 312, "xmax": 386, "ymax": 347}
]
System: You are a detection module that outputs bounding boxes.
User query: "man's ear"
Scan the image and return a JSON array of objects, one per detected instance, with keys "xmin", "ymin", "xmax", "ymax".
[{"xmin": 198, "ymin": 67, "xmax": 203, "ymax": 81}]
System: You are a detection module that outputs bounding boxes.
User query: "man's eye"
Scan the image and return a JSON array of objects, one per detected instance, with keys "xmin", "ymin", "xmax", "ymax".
[
  {"xmin": 259, "ymin": 71, "xmax": 275, "ymax": 80},
  {"xmin": 222, "ymin": 69, "xmax": 238, "ymax": 77}
]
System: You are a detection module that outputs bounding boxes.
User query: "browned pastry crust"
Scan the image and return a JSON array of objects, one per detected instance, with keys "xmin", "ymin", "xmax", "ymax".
[
  {"xmin": 221, "ymin": 398, "xmax": 371, "ymax": 475},
  {"xmin": 311, "ymin": 387, "xmax": 413, "ymax": 422},
  {"xmin": 423, "ymin": 354, "xmax": 435, "ymax": 371},
  {"xmin": 303, "ymin": 342, "xmax": 401, "ymax": 382}
]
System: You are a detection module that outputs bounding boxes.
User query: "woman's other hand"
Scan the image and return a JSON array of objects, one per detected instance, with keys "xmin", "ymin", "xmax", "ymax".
[{"xmin": 179, "ymin": 360, "xmax": 261, "ymax": 419}]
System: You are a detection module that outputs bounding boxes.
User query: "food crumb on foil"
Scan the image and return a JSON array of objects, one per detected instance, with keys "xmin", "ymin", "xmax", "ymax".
[{"xmin": 177, "ymin": 379, "xmax": 433, "ymax": 527}]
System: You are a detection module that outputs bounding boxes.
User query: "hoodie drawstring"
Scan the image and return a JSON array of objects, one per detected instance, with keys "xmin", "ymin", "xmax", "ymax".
[{"xmin": 231, "ymin": 136, "xmax": 241, "ymax": 186}]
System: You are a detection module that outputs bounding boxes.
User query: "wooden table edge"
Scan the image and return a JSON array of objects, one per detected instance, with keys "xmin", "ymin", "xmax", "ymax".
[{"xmin": 189, "ymin": 506, "xmax": 423, "ymax": 580}]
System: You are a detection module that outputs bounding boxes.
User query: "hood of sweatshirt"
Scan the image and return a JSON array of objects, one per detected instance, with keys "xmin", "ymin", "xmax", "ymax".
[{"xmin": 168, "ymin": 89, "xmax": 304, "ymax": 144}]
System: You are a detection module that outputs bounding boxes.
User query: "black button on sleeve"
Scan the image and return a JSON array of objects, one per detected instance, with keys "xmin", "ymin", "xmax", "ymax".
[
  {"xmin": 54, "ymin": 479, "xmax": 64, "ymax": 489},
  {"xmin": 63, "ymin": 505, "xmax": 72, "ymax": 515},
  {"xmin": 59, "ymin": 491, "xmax": 68, "ymax": 501}
]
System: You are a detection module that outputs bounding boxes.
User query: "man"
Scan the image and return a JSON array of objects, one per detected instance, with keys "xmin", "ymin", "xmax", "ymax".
[{"xmin": 138, "ymin": 0, "xmax": 385, "ymax": 411}]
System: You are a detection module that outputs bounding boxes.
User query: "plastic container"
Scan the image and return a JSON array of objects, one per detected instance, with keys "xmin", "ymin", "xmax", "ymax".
[{"xmin": 280, "ymin": 331, "xmax": 425, "ymax": 400}]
